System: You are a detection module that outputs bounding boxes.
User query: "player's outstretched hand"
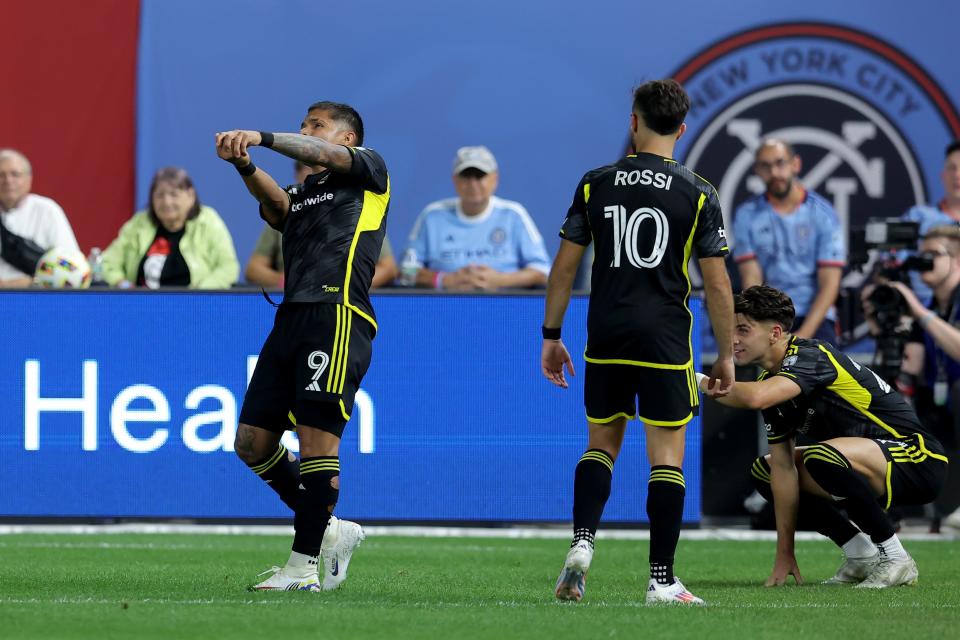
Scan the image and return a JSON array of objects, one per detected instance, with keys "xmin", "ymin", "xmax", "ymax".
[
  {"xmin": 215, "ymin": 130, "xmax": 262, "ymax": 165},
  {"xmin": 542, "ymin": 340, "xmax": 574, "ymax": 389},
  {"xmin": 708, "ymin": 356, "xmax": 735, "ymax": 397},
  {"xmin": 765, "ymin": 554, "xmax": 803, "ymax": 587}
]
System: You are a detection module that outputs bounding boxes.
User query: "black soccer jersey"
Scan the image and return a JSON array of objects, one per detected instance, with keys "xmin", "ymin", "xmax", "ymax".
[
  {"xmin": 269, "ymin": 146, "xmax": 389, "ymax": 330},
  {"xmin": 559, "ymin": 152, "xmax": 728, "ymax": 366},
  {"xmin": 759, "ymin": 337, "xmax": 936, "ymax": 445}
]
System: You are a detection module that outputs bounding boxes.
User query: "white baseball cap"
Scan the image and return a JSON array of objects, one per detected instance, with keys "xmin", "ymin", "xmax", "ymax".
[{"xmin": 452, "ymin": 146, "xmax": 498, "ymax": 175}]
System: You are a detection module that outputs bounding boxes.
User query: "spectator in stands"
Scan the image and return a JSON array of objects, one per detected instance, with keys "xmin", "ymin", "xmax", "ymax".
[
  {"xmin": 902, "ymin": 140, "xmax": 960, "ymax": 233},
  {"xmin": 899, "ymin": 140, "xmax": 960, "ymax": 304},
  {"xmin": 403, "ymin": 146, "xmax": 550, "ymax": 290},
  {"xmin": 732, "ymin": 138, "xmax": 845, "ymax": 340},
  {"xmin": 101, "ymin": 167, "xmax": 239, "ymax": 289},
  {"xmin": 245, "ymin": 161, "xmax": 398, "ymax": 288},
  {"xmin": 872, "ymin": 225, "xmax": 960, "ymax": 530},
  {"xmin": 0, "ymin": 148, "xmax": 79, "ymax": 287}
]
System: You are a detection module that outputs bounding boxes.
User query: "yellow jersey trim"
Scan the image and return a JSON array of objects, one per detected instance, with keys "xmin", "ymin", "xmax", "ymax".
[
  {"xmin": 818, "ymin": 345, "xmax": 949, "ymax": 463},
  {"xmin": 339, "ymin": 399, "xmax": 351, "ymax": 422},
  {"xmin": 583, "ymin": 183, "xmax": 591, "ymax": 204},
  {"xmin": 342, "ymin": 177, "xmax": 390, "ymax": 331}
]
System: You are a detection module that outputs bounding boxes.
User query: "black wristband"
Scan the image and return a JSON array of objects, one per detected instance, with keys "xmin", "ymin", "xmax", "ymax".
[
  {"xmin": 235, "ymin": 162, "xmax": 256, "ymax": 177},
  {"xmin": 258, "ymin": 131, "xmax": 274, "ymax": 148},
  {"xmin": 542, "ymin": 326, "xmax": 561, "ymax": 340}
]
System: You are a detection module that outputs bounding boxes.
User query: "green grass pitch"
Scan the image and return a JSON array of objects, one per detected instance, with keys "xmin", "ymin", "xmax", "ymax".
[{"xmin": 1, "ymin": 534, "xmax": 957, "ymax": 639}]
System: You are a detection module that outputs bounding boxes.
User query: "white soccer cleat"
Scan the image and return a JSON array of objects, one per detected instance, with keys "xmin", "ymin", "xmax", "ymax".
[
  {"xmin": 944, "ymin": 506, "xmax": 960, "ymax": 530},
  {"xmin": 855, "ymin": 554, "xmax": 919, "ymax": 589},
  {"xmin": 320, "ymin": 515, "xmax": 365, "ymax": 591},
  {"xmin": 250, "ymin": 566, "xmax": 321, "ymax": 592},
  {"xmin": 554, "ymin": 540, "xmax": 593, "ymax": 602},
  {"xmin": 645, "ymin": 577, "xmax": 705, "ymax": 605},
  {"xmin": 822, "ymin": 551, "xmax": 880, "ymax": 585}
]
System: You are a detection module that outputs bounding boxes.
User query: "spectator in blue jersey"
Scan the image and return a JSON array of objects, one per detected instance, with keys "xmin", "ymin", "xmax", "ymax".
[
  {"xmin": 403, "ymin": 146, "xmax": 550, "ymax": 290},
  {"xmin": 732, "ymin": 138, "xmax": 845, "ymax": 340},
  {"xmin": 898, "ymin": 140, "xmax": 960, "ymax": 304}
]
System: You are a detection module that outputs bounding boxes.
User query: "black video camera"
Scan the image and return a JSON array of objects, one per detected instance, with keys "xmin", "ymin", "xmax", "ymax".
[
  {"xmin": 850, "ymin": 219, "xmax": 932, "ymax": 328},
  {"xmin": 849, "ymin": 219, "xmax": 932, "ymax": 382}
]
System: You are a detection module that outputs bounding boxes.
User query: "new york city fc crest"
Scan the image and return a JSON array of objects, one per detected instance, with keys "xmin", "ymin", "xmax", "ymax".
[{"xmin": 669, "ymin": 23, "xmax": 960, "ymax": 244}]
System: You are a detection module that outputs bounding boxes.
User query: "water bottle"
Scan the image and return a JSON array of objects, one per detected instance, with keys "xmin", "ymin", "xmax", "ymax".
[
  {"xmin": 399, "ymin": 249, "xmax": 419, "ymax": 287},
  {"xmin": 88, "ymin": 247, "xmax": 105, "ymax": 286}
]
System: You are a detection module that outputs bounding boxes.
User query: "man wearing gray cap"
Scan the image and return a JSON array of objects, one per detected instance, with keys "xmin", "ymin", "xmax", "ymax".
[{"xmin": 402, "ymin": 146, "xmax": 550, "ymax": 290}]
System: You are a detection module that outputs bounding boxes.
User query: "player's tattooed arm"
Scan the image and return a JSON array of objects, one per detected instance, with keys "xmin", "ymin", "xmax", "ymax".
[{"xmin": 268, "ymin": 134, "xmax": 354, "ymax": 173}]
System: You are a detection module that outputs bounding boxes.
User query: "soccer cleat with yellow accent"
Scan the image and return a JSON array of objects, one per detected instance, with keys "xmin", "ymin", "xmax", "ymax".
[
  {"xmin": 554, "ymin": 541, "xmax": 593, "ymax": 602},
  {"xmin": 822, "ymin": 551, "xmax": 879, "ymax": 585},
  {"xmin": 855, "ymin": 554, "xmax": 919, "ymax": 589},
  {"xmin": 250, "ymin": 566, "xmax": 322, "ymax": 592},
  {"xmin": 645, "ymin": 577, "xmax": 705, "ymax": 605},
  {"xmin": 321, "ymin": 516, "xmax": 365, "ymax": 591}
]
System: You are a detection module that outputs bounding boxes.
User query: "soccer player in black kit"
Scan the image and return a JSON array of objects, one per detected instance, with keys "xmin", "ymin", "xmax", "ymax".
[
  {"xmin": 215, "ymin": 102, "xmax": 388, "ymax": 592},
  {"xmin": 543, "ymin": 80, "xmax": 735, "ymax": 604},
  {"xmin": 700, "ymin": 286, "xmax": 947, "ymax": 588}
]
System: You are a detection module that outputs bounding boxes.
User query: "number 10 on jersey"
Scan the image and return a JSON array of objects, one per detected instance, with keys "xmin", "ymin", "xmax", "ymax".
[{"xmin": 604, "ymin": 205, "xmax": 669, "ymax": 268}]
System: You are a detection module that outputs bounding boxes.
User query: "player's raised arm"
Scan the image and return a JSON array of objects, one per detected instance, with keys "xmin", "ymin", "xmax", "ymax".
[
  {"xmin": 541, "ymin": 239, "xmax": 585, "ymax": 388},
  {"xmin": 215, "ymin": 130, "xmax": 290, "ymax": 228},
  {"xmin": 765, "ymin": 438, "xmax": 803, "ymax": 587}
]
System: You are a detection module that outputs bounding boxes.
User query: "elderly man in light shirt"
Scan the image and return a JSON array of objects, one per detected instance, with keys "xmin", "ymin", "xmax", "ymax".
[
  {"xmin": 0, "ymin": 149, "xmax": 79, "ymax": 287},
  {"xmin": 404, "ymin": 146, "xmax": 550, "ymax": 290}
]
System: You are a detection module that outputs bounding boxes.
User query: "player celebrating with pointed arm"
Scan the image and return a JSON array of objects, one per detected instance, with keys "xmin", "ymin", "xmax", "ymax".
[
  {"xmin": 542, "ymin": 79, "xmax": 735, "ymax": 605},
  {"xmin": 700, "ymin": 285, "xmax": 947, "ymax": 588},
  {"xmin": 216, "ymin": 101, "xmax": 389, "ymax": 592}
]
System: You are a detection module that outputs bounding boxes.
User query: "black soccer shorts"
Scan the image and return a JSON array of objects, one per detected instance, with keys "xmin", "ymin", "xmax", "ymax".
[
  {"xmin": 239, "ymin": 302, "xmax": 373, "ymax": 437},
  {"xmin": 873, "ymin": 433, "xmax": 948, "ymax": 509},
  {"xmin": 584, "ymin": 361, "xmax": 699, "ymax": 427}
]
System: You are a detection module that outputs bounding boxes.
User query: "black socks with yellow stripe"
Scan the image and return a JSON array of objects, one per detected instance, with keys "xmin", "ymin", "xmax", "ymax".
[
  {"xmin": 247, "ymin": 444, "xmax": 300, "ymax": 511},
  {"xmin": 292, "ymin": 456, "xmax": 340, "ymax": 557},
  {"xmin": 647, "ymin": 466, "xmax": 685, "ymax": 585},
  {"xmin": 802, "ymin": 443, "xmax": 895, "ymax": 543},
  {"xmin": 572, "ymin": 449, "xmax": 615, "ymax": 548}
]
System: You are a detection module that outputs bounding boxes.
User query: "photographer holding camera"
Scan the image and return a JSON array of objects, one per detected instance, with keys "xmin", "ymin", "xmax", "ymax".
[{"xmin": 868, "ymin": 225, "xmax": 960, "ymax": 529}]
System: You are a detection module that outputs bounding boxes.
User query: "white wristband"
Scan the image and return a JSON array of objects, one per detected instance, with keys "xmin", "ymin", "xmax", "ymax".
[{"xmin": 695, "ymin": 372, "xmax": 708, "ymax": 388}]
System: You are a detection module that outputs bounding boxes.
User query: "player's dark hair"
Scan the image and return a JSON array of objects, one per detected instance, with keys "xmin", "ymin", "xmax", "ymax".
[
  {"xmin": 147, "ymin": 167, "xmax": 201, "ymax": 225},
  {"xmin": 632, "ymin": 80, "xmax": 690, "ymax": 135},
  {"xmin": 946, "ymin": 140, "xmax": 960, "ymax": 157},
  {"xmin": 735, "ymin": 285, "xmax": 796, "ymax": 331},
  {"xmin": 307, "ymin": 100, "xmax": 364, "ymax": 146}
]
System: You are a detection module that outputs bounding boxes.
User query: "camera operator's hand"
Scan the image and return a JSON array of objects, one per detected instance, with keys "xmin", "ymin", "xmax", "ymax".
[{"xmin": 883, "ymin": 281, "xmax": 926, "ymax": 318}]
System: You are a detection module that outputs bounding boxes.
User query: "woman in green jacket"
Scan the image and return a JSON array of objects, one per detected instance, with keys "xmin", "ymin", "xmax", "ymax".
[{"xmin": 102, "ymin": 167, "xmax": 240, "ymax": 288}]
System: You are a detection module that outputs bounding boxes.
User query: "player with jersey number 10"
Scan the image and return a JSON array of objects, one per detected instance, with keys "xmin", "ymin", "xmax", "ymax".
[{"xmin": 541, "ymin": 79, "xmax": 735, "ymax": 606}]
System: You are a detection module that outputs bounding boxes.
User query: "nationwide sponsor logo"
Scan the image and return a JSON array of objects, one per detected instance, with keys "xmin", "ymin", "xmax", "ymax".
[
  {"xmin": 291, "ymin": 192, "xmax": 334, "ymax": 212},
  {"xmin": 666, "ymin": 22, "xmax": 960, "ymax": 244}
]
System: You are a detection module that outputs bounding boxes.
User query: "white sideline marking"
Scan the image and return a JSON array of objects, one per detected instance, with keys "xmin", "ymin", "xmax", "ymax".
[{"xmin": 0, "ymin": 524, "xmax": 953, "ymax": 542}]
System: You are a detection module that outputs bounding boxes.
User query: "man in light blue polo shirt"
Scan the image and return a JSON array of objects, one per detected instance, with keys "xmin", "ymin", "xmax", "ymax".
[
  {"xmin": 402, "ymin": 146, "xmax": 550, "ymax": 290},
  {"xmin": 733, "ymin": 138, "xmax": 845, "ymax": 340}
]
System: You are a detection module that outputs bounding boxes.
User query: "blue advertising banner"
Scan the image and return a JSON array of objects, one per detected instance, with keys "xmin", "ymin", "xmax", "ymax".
[{"xmin": 0, "ymin": 292, "xmax": 703, "ymax": 522}]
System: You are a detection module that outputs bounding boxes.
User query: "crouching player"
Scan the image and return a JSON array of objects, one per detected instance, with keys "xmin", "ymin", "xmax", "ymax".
[{"xmin": 701, "ymin": 285, "xmax": 947, "ymax": 588}]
